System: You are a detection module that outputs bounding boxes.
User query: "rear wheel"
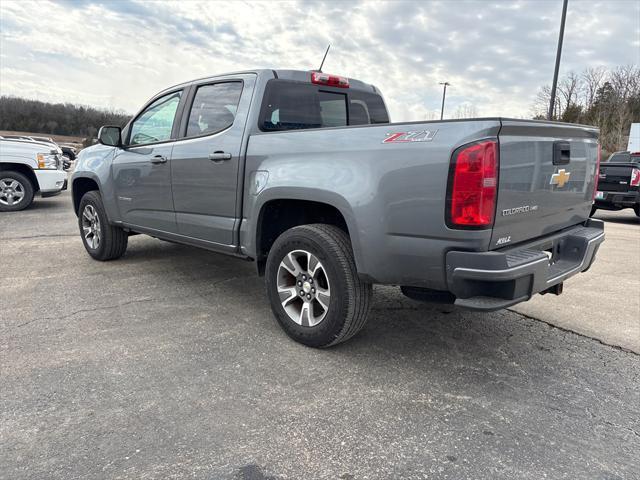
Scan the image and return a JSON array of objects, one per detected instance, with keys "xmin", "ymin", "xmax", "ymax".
[
  {"xmin": 0, "ymin": 171, "xmax": 34, "ymax": 212},
  {"xmin": 78, "ymin": 190, "xmax": 128, "ymax": 261},
  {"xmin": 634, "ymin": 205, "xmax": 640, "ymax": 218},
  {"xmin": 265, "ymin": 224, "xmax": 372, "ymax": 348}
]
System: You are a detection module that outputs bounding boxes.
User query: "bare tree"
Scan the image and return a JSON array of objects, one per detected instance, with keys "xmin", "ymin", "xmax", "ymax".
[
  {"xmin": 452, "ymin": 103, "xmax": 478, "ymax": 119},
  {"xmin": 530, "ymin": 65, "xmax": 640, "ymax": 155},
  {"xmin": 582, "ymin": 66, "xmax": 607, "ymax": 109},
  {"xmin": 609, "ymin": 65, "xmax": 640, "ymax": 102},
  {"xmin": 558, "ymin": 71, "xmax": 582, "ymax": 116},
  {"xmin": 533, "ymin": 85, "xmax": 552, "ymax": 118}
]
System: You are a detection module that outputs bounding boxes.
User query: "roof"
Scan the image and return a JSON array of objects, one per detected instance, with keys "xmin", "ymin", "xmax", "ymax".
[{"xmin": 156, "ymin": 68, "xmax": 378, "ymax": 97}]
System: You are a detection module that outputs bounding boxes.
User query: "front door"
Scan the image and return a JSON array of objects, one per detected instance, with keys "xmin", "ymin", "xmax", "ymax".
[
  {"xmin": 170, "ymin": 74, "xmax": 255, "ymax": 246},
  {"xmin": 112, "ymin": 89, "xmax": 184, "ymax": 233}
]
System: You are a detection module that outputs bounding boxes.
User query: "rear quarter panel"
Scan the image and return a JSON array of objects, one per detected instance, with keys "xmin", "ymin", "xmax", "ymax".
[{"xmin": 242, "ymin": 119, "xmax": 501, "ymax": 289}]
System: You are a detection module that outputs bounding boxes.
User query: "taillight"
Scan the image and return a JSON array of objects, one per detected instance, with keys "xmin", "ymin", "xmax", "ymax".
[
  {"xmin": 631, "ymin": 168, "xmax": 640, "ymax": 187},
  {"xmin": 311, "ymin": 72, "xmax": 349, "ymax": 88},
  {"xmin": 447, "ymin": 140, "xmax": 498, "ymax": 228},
  {"xmin": 593, "ymin": 143, "xmax": 601, "ymax": 200}
]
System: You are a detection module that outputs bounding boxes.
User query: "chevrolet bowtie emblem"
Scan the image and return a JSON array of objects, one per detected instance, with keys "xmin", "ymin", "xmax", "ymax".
[{"xmin": 550, "ymin": 169, "xmax": 571, "ymax": 188}]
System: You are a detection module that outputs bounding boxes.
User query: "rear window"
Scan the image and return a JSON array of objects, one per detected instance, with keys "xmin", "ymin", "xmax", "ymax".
[
  {"xmin": 607, "ymin": 152, "xmax": 631, "ymax": 162},
  {"xmin": 260, "ymin": 79, "xmax": 389, "ymax": 131}
]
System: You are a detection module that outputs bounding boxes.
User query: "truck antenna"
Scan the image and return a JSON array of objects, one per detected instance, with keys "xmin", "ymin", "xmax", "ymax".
[{"xmin": 318, "ymin": 45, "xmax": 330, "ymax": 72}]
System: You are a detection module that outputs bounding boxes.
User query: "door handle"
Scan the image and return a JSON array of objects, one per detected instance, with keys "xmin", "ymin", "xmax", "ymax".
[
  {"xmin": 150, "ymin": 155, "xmax": 168, "ymax": 164},
  {"xmin": 209, "ymin": 151, "xmax": 232, "ymax": 162}
]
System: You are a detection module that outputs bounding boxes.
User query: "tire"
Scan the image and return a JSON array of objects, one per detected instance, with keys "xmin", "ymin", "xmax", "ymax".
[
  {"xmin": 265, "ymin": 224, "xmax": 372, "ymax": 348},
  {"xmin": 0, "ymin": 171, "xmax": 35, "ymax": 212},
  {"xmin": 78, "ymin": 190, "xmax": 128, "ymax": 261},
  {"xmin": 590, "ymin": 206, "xmax": 597, "ymax": 217},
  {"xmin": 634, "ymin": 205, "xmax": 640, "ymax": 218}
]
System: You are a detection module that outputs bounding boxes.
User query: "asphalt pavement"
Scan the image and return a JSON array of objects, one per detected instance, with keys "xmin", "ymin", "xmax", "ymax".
[{"xmin": 1, "ymin": 190, "xmax": 639, "ymax": 480}]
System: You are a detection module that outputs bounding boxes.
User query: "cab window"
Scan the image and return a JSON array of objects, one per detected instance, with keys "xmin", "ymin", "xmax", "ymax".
[{"xmin": 185, "ymin": 82, "xmax": 243, "ymax": 137}]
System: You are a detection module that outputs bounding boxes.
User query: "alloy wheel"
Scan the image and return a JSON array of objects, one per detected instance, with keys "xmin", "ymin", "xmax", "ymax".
[
  {"xmin": 81, "ymin": 204, "xmax": 101, "ymax": 249},
  {"xmin": 0, "ymin": 178, "xmax": 25, "ymax": 206},
  {"xmin": 277, "ymin": 249, "xmax": 331, "ymax": 327}
]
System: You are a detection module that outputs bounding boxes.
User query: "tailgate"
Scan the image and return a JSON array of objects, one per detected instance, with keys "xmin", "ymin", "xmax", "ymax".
[
  {"xmin": 491, "ymin": 120, "xmax": 598, "ymax": 249},
  {"xmin": 598, "ymin": 163, "xmax": 637, "ymax": 192}
]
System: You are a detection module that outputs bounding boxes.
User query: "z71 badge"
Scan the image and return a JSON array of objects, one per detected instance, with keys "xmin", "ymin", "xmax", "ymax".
[{"xmin": 383, "ymin": 130, "xmax": 438, "ymax": 144}]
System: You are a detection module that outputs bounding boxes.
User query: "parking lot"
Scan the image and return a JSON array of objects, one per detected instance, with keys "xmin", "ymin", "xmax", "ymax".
[{"xmin": 1, "ymin": 189, "xmax": 639, "ymax": 479}]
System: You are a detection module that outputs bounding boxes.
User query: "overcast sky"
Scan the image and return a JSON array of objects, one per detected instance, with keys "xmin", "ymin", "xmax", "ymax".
[{"xmin": 1, "ymin": 0, "xmax": 638, "ymax": 121}]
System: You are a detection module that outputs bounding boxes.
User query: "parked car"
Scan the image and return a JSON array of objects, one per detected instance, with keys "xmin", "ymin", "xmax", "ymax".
[
  {"xmin": 71, "ymin": 69, "xmax": 604, "ymax": 347},
  {"xmin": 592, "ymin": 151, "xmax": 640, "ymax": 217},
  {"xmin": 0, "ymin": 138, "xmax": 67, "ymax": 211},
  {"xmin": 3, "ymin": 134, "xmax": 74, "ymax": 159},
  {"xmin": 21, "ymin": 136, "xmax": 75, "ymax": 169},
  {"xmin": 30, "ymin": 137, "xmax": 79, "ymax": 161},
  {"xmin": 58, "ymin": 144, "xmax": 77, "ymax": 161}
]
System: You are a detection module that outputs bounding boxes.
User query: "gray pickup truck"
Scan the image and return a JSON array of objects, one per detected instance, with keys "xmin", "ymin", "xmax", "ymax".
[{"xmin": 71, "ymin": 69, "xmax": 604, "ymax": 347}]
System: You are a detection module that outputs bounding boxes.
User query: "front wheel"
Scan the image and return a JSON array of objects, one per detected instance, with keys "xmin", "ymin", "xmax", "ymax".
[
  {"xmin": 0, "ymin": 171, "xmax": 34, "ymax": 212},
  {"xmin": 634, "ymin": 205, "xmax": 640, "ymax": 218},
  {"xmin": 78, "ymin": 190, "xmax": 128, "ymax": 261},
  {"xmin": 265, "ymin": 224, "xmax": 372, "ymax": 348}
]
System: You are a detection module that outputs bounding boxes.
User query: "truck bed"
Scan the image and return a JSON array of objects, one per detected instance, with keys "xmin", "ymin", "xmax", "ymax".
[{"xmin": 243, "ymin": 117, "xmax": 599, "ymax": 290}]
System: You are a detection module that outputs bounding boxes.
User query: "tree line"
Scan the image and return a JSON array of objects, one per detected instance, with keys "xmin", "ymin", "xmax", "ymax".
[
  {"xmin": 533, "ymin": 65, "xmax": 639, "ymax": 155},
  {"xmin": 0, "ymin": 96, "xmax": 130, "ymax": 143}
]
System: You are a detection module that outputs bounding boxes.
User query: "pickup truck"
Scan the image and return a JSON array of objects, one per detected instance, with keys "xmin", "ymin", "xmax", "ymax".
[
  {"xmin": 0, "ymin": 138, "xmax": 68, "ymax": 211},
  {"xmin": 71, "ymin": 69, "xmax": 604, "ymax": 347},
  {"xmin": 592, "ymin": 151, "xmax": 640, "ymax": 217}
]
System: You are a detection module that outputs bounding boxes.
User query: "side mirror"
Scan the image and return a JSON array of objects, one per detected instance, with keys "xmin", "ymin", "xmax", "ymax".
[{"xmin": 98, "ymin": 126, "xmax": 122, "ymax": 147}]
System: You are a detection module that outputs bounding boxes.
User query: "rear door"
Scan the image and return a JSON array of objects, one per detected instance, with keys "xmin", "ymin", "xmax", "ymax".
[
  {"xmin": 491, "ymin": 120, "xmax": 598, "ymax": 249},
  {"xmin": 170, "ymin": 74, "xmax": 255, "ymax": 247}
]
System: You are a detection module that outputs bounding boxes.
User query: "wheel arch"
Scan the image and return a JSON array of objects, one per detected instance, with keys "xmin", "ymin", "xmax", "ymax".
[
  {"xmin": 0, "ymin": 163, "xmax": 40, "ymax": 192},
  {"xmin": 252, "ymin": 192, "xmax": 362, "ymax": 276},
  {"xmin": 72, "ymin": 175, "xmax": 101, "ymax": 216}
]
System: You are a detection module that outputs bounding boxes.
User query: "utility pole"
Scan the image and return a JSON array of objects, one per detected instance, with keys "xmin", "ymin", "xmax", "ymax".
[
  {"xmin": 548, "ymin": 0, "xmax": 568, "ymax": 120},
  {"xmin": 439, "ymin": 82, "xmax": 450, "ymax": 120}
]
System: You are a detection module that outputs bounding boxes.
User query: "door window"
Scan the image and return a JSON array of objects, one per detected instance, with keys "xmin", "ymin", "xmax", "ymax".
[
  {"xmin": 185, "ymin": 82, "xmax": 243, "ymax": 137},
  {"xmin": 129, "ymin": 91, "xmax": 182, "ymax": 146}
]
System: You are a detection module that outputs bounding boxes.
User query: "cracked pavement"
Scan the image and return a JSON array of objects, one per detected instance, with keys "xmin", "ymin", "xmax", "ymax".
[{"xmin": 1, "ymin": 191, "xmax": 639, "ymax": 479}]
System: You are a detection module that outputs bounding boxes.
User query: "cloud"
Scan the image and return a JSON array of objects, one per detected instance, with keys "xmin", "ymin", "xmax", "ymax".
[{"xmin": 0, "ymin": 0, "xmax": 638, "ymax": 121}]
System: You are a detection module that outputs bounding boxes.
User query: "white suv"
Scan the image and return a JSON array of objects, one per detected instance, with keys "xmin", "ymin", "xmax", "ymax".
[{"xmin": 0, "ymin": 138, "xmax": 68, "ymax": 211}]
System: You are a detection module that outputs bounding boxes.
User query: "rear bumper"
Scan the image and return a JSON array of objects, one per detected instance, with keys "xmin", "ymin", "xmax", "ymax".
[
  {"xmin": 594, "ymin": 190, "xmax": 639, "ymax": 209},
  {"xmin": 445, "ymin": 219, "xmax": 605, "ymax": 311}
]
